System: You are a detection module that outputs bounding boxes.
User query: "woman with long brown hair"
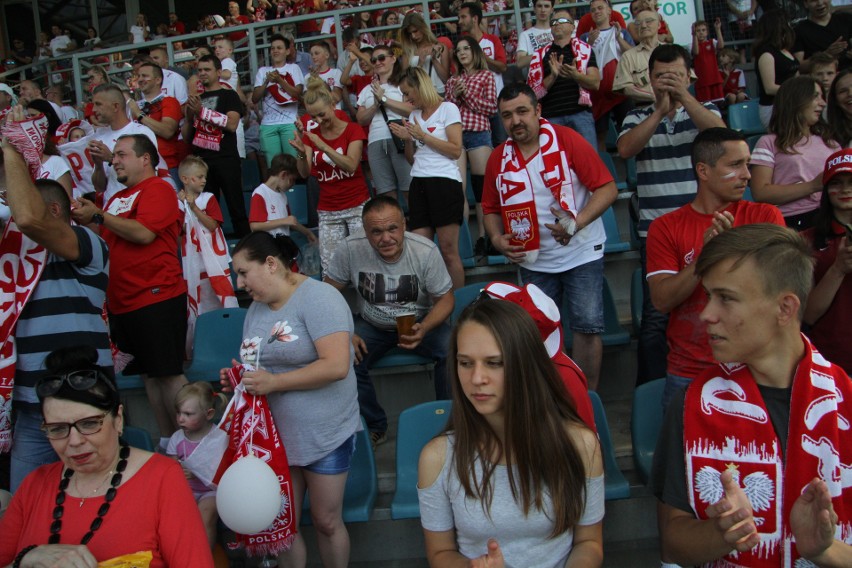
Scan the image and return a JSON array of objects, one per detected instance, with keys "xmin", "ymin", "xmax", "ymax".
[
  {"xmin": 418, "ymin": 300, "xmax": 603, "ymax": 567},
  {"xmin": 751, "ymin": 76, "xmax": 840, "ymax": 231},
  {"xmin": 399, "ymin": 12, "xmax": 450, "ymax": 95}
]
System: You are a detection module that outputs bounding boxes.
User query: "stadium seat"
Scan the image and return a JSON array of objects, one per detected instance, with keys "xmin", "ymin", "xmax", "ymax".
[
  {"xmin": 287, "ymin": 184, "xmax": 310, "ymax": 225},
  {"xmin": 589, "ymin": 391, "xmax": 630, "ymax": 500},
  {"xmin": 242, "ymin": 159, "xmax": 262, "ymax": 193},
  {"xmin": 598, "ymin": 151, "xmax": 629, "ymax": 192},
  {"xmin": 304, "ymin": 417, "xmax": 378, "ymax": 523},
  {"xmin": 631, "ymin": 378, "xmax": 666, "ymax": 484},
  {"xmin": 605, "ymin": 118, "xmax": 619, "ymax": 153},
  {"xmin": 116, "ymin": 371, "xmax": 144, "ymax": 391},
  {"xmin": 122, "ymin": 426, "xmax": 154, "ymax": 451},
  {"xmin": 452, "ymin": 283, "xmax": 486, "ymax": 323},
  {"xmin": 391, "ymin": 401, "xmax": 452, "ymax": 519},
  {"xmin": 603, "ymin": 207, "xmax": 632, "ymax": 253},
  {"xmin": 184, "ymin": 308, "xmax": 248, "ymax": 383},
  {"xmin": 727, "ymin": 102, "xmax": 764, "ymax": 136}
]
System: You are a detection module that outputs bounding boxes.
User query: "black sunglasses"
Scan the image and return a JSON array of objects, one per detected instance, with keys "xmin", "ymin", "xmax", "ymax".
[
  {"xmin": 35, "ymin": 370, "xmax": 116, "ymax": 400},
  {"xmin": 370, "ymin": 54, "xmax": 389, "ymax": 64}
]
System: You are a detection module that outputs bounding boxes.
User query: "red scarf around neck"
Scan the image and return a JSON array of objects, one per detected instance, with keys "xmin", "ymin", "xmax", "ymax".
[{"xmin": 684, "ymin": 336, "xmax": 852, "ymax": 566}]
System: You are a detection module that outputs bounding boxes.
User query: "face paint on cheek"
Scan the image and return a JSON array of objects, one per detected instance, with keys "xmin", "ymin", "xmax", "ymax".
[{"xmin": 721, "ymin": 170, "xmax": 737, "ymax": 180}]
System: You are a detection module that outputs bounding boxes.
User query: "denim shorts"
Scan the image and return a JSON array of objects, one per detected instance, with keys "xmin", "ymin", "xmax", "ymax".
[
  {"xmin": 520, "ymin": 257, "xmax": 605, "ymax": 334},
  {"xmin": 301, "ymin": 433, "xmax": 356, "ymax": 475},
  {"xmin": 462, "ymin": 130, "xmax": 492, "ymax": 151}
]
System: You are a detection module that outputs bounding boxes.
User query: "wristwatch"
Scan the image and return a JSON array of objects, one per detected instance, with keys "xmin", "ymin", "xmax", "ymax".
[
  {"xmin": 381, "ymin": 95, "xmax": 387, "ymax": 104},
  {"xmin": 92, "ymin": 213, "xmax": 105, "ymax": 226},
  {"xmin": 136, "ymin": 112, "xmax": 146, "ymax": 123}
]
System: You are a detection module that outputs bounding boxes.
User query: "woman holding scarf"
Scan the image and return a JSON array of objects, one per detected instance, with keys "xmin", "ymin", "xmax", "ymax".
[{"xmin": 225, "ymin": 231, "xmax": 360, "ymax": 567}]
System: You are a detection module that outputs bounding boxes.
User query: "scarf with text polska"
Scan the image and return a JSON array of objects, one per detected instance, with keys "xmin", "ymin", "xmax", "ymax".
[
  {"xmin": 215, "ymin": 363, "xmax": 296, "ymax": 557},
  {"xmin": 527, "ymin": 38, "xmax": 592, "ymax": 105},
  {"xmin": 180, "ymin": 192, "xmax": 237, "ymax": 358},
  {"xmin": 684, "ymin": 336, "xmax": 852, "ymax": 566},
  {"xmin": 494, "ymin": 118, "xmax": 577, "ymax": 264},
  {"xmin": 0, "ymin": 114, "xmax": 51, "ymax": 452}
]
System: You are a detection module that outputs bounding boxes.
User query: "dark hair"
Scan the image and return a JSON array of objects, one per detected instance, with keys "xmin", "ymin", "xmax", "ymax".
[
  {"xmin": 117, "ymin": 134, "xmax": 160, "ymax": 168},
  {"xmin": 691, "ymin": 127, "xmax": 746, "ymax": 172},
  {"xmin": 372, "ymin": 42, "xmax": 406, "ymax": 86},
  {"xmin": 35, "ymin": 179, "xmax": 71, "ymax": 221},
  {"xmin": 753, "ymin": 9, "xmax": 794, "ymax": 54},
  {"xmin": 649, "ymin": 43, "xmax": 692, "ymax": 74},
  {"xmin": 769, "ymin": 75, "xmax": 834, "ymax": 153},
  {"xmin": 827, "ymin": 69, "xmax": 851, "ymax": 147},
  {"xmin": 233, "ymin": 231, "xmax": 300, "ymax": 266},
  {"xmin": 497, "ymin": 82, "xmax": 539, "ymax": 108},
  {"xmin": 268, "ymin": 153, "xmax": 298, "ymax": 176},
  {"xmin": 362, "ymin": 194, "xmax": 404, "ymax": 218},
  {"xmin": 270, "ymin": 33, "xmax": 288, "ymax": 48},
  {"xmin": 40, "ymin": 345, "xmax": 119, "ymax": 413},
  {"xmin": 197, "ymin": 54, "xmax": 222, "ymax": 70},
  {"xmin": 310, "ymin": 40, "xmax": 331, "ymax": 55},
  {"xmin": 131, "ymin": 53, "xmax": 154, "ymax": 66},
  {"xmin": 138, "ymin": 62, "xmax": 164, "ymax": 81},
  {"xmin": 452, "ymin": 36, "xmax": 488, "ymax": 74},
  {"xmin": 26, "ymin": 98, "xmax": 61, "ymax": 137},
  {"xmin": 448, "ymin": 301, "xmax": 589, "ymax": 537},
  {"xmin": 459, "ymin": 1, "xmax": 483, "ymax": 22},
  {"xmin": 802, "ymin": 51, "xmax": 838, "ymax": 73}
]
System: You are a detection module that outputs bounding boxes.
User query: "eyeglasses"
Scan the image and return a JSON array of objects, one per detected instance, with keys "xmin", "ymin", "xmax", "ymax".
[
  {"xmin": 370, "ymin": 54, "xmax": 389, "ymax": 64},
  {"xmin": 551, "ymin": 17, "xmax": 573, "ymax": 26},
  {"xmin": 36, "ymin": 370, "xmax": 116, "ymax": 399},
  {"xmin": 41, "ymin": 412, "xmax": 111, "ymax": 440},
  {"xmin": 454, "ymin": 45, "xmax": 472, "ymax": 53}
]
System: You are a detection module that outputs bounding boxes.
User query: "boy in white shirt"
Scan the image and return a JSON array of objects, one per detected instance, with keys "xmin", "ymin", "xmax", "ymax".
[{"xmin": 249, "ymin": 153, "xmax": 316, "ymax": 241}]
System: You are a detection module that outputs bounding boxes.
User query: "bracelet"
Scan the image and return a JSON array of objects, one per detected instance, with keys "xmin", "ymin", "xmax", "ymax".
[
  {"xmin": 14, "ymin": 545, "xmax": 37, "ymax": 568},
  {"xmin": 136, "ymin": 112, "xmax": 146, "ymax": 123},
  {"xmin": 296, "ymin": 153, "xmax": 306, "ymax": 160}
]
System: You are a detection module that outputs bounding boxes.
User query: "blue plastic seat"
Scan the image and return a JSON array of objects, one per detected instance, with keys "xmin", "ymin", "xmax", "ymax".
[
  {"xmin": 459, "ymin": 223, "xmax": 477, "ymax": 269},
  {"xmin": 603, "ymin": 207, "xmax": 632, "ymax": 254},
  {"xmin": 371, "ymin": 348, "xmax": 434, "ymax": 370},
  {"xmin": 303, "ymin": 418, "xmax": 378, "ymax": 523},
  {"xmin": 452, "ymin": 283, "xmax": 486, "ymax": 323},
  {"xmin": 727, "ymin": 101, "xmax": 764, "ymax": 136},
  {"xmin": 122, "ymin": 426, "xmax": 154, "ymax": 451},
  {"xmin": 184, "ymin": 308, "xmax": 248, "ymax": 383},
  {"xmin": 746, "ymin": 134, "xmax": 762, "ymax": 152},
  {"xmin": 287, "ymin": 184, "xmax": 310, "ymax": 226},
  {"xmin": 116, "ymin": 371, "xmax": 144, "ymax": 391},
  {"xmin": 391, "ymin": 401, "xmax": 452, "ymax": 519},
  {"xmin": 605, "ymin": 118, "xmax": 619, "ymax": 153},
  {"xmin": 598, "ymin": 151, "xmax": 629, "ymax": 192},
  {"xmin": 588, "ymin": 391, "xmax": 630, "ymax": 500},
  {"xmin": 242, "ymin": 159, "xmax": 262, "ymax": 193},
  {"xmin": 564, "ymin": 277, "xmax": 630, "ymax": 349},
  {"xmin": 625, "ymin": 156, "xmax": 638, "ymax": 192},
  {"xmin": 631, "ymin": 378, "xmax": 666, "ymax": 484}
]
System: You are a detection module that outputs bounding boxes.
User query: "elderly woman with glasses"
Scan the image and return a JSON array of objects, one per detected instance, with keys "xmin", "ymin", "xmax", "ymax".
[{"xmin": 0, "ymin": 346, "xmax": 213, "ymax": 568}]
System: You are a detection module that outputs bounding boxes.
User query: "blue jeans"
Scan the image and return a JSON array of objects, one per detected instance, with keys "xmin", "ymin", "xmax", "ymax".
[
  {"xmin": 662, "ymin": 373, "xmax": 693, "ymax": 412},
  {"xmin": 354, "ymin": 316, "xmax": 451, "ymax": 433},
  {"xmin": 10, "ymin": 407, "xmax": 58, "ymax": 493},
  {"xmin": 520, "ymin": 258, "xmax": 605, "ymax": 334},
  {"xmin": 548, "ymin": 111, "xmax": 597, "ymax": 149},
  {"xmin": 302, "ymin": 433, "xmax": 356, "ymax": 475}
]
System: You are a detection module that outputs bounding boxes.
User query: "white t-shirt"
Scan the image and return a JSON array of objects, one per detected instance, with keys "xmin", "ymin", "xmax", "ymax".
[
  {"xmin": 129, "ymin": 25, "xmax": 149, "ymax": 44},
  {"xmin": 161, "ymin": 69, "xmax": 188, "ymax": 106},
  {"xmin": 221, "ymin": 57, "xmax": 240, "ymax": 91},
  {"xmin": 38, "ymin": 154, "xmax": 71, "ymax": 182},
  {"xmin": 58, "ymin": 105, "xmax": 79, "ymax": 123},
  {"xmin": 318, "ymin": 68, "xmax": 344, "ymax": 109},
  {"xmin": 356, "ymin": 84, "xmax": 406, "ymax": 142},
  {"xmin": 410, "ymin": 54, "xmax": 446, "ymax": 96},
  {"xmin": 409, "ymin": 102, "xmax": 462, "ymax": 182},
  {"xmin": 250, "ymin": 183, "xmax": 291, "ymax": 236},
  {"xmin": 254, "ymin": 64, "xmax": 305, "ymax": 125},
  {"xmin": 49, "ymin": 35, "xmax": 72, "ymax": 57},
  {"xmin": 517, "ymin": 26, "xmax": 553, "ymax": 56},
  {"xmin": 94, "ymin": 122, "xmax": 163, "ymax": 203},
  {"xmin": 478, "ymin": 35, "xmax": 504, "ymax": 96}
]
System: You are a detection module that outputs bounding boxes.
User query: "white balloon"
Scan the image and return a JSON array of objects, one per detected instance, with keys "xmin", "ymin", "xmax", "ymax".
[{"xmin": 216, "ymin": 456, "xmax": 281, "ymax": 534}]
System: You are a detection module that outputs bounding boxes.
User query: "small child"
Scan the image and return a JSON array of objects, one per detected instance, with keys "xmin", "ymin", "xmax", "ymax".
[
  {"xmin": 803, "ymin": 51, "xmax": 838, "ymax": 102},
  {"xmin": 178, "ymin": 156, "xmax": 238, "ymax": 354},
  {"xmin": 309, "ymin": 40, "xmax": 344, "ymax": 108},
  {"xmin": 692, "ymin": 19, "xmax": 725, "ymax": 103},
  {"xmin": 249, "ymin": 153, "xmax": 316, "ymax": 241},
  {"xmin": 167, "ymin": 383, "xmax": 229, "ymax": 548},
  {"xmin": 718, "ymin": 47, "xmax": 748, "ymax": 106},
  {"xmin": 213, "ymin": 37, "xmax": 239, "ymax": 92}
]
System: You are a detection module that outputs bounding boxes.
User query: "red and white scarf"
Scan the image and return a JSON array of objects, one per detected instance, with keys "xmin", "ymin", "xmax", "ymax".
[
  {"xmin": 192, "ymin": 106, "xmax": 229, "ymax": 152},
  {"xmin": 0, "ymin": 221, "xmax": 47, "ymax": 452},
  {"xmin": 494, "ymin": 119, "xmax": 578, "ymax": 264},
  {"xmin": 181, "ymin": 193, "xmax": 237, "ymax": 358},
  {"xmin": 527, "ymin": 38, "xmax": 592, "ymax": 105},
  {"xmin": 684, "ymin": 337, "xmax": 852, "ymax": 566},
  {"xmin": 215, "ymin": 364, "xmax": 296, "ymax": 556}
]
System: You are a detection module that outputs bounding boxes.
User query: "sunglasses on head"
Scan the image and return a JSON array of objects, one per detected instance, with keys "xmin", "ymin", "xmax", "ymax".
[
  {"xmin": 370, "ymin": 54, "xmax": 389, "ymax": 64},
  {"xmin": 35, "ymin": 369, "xmax": 116, "ymax": 400},
  {"xmin": 551, "ymin": 17, "xmax": 573, "ymax": 25}
]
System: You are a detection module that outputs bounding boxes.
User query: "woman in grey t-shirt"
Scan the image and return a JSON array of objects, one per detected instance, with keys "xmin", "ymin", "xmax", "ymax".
[{"xmin": 230, "ymin": 232, "xmax": 360, "ymax": 567}]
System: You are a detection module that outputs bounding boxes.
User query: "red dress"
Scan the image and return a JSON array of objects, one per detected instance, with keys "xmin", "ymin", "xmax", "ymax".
[{"xmin": 693, "ymin": 39, "xmax": 724, "ymax": 102}]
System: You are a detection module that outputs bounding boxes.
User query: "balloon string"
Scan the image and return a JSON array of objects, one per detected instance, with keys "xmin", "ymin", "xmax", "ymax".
[{"xmin": 247, "ymin": 336, "xmax": 263, "ymax": 458}]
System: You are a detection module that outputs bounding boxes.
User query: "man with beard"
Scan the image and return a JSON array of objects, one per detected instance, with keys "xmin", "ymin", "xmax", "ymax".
[
  {"xmin": 184, "ymin": 55, "xmax": 248, "ymax": 236},
  {"xmin": 72, "ymin": 134, "xmax": 187, "ymax": 448}
]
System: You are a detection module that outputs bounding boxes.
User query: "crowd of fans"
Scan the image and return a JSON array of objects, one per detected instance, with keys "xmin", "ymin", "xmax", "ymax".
[{"xmin": 0, "ymin": 0, "xmax": 850, "ymax": 566}]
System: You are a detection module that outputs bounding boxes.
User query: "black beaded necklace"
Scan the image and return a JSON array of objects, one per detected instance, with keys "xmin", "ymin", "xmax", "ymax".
[{"xmin": 49, "ymin": 442, "xmax": 130, "ymax": 545}]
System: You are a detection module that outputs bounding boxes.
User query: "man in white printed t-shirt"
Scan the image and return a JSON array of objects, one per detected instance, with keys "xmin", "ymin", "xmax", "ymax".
[
  {"xmin": 87, "ymin": 84, "xmax": 167, "ymax": 204},
  {"xmin": 516, "ymin": 0, "xmax": 555, "ymax": 68},
  {"xmin": 251, "ymin": 33, "xmax": 305, "ymax": 165}
]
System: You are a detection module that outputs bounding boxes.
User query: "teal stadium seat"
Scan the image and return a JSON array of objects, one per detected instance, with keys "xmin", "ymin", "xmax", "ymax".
[
  {"xmin": 598, "ymin": 151, "xmax": 629, "ymax": 192},
  {"xmin": 116, "ymin": 370, "xmax": 144, "ymax": 391},
  {"xmin": 452, "ymin": 283, "xmax": 486, "ymax": 323},
  {"xmin": 184, "ymin": 308, "xmax": 248, "ymax": 383},
  {"xmin": 631, "ymin": 378, "xmax": 666, "ymax": 484},
  {"xmin": 727, "ymin": 102, "xmax": 764, "ymax": 136},
  {"xmin": 304, "ymin": 417, "xmax": 378, "ymax": 523},
  {"xmin": 287, "ymin": 184, "xmax": 310, "ymax": 226},
  {"xmin": 391, "ymin": 401, "xmax": 452, "ymax": 519},
  {"xmin": 603, "ymin": 207, "xmax": 632, "ymax": 253},
  {"xmin": 589, "ymin": 391, "xmax": 630, "ymax": 500},
  {"xmin": 122, "ymin": 426, "xmax": 154, "ymax": 451}
]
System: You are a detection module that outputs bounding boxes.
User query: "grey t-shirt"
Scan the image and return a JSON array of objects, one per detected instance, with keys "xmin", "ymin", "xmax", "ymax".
[
  {"xmin": 326, "ymin": 231, "xmax": 452, "ymax": 330},
  {"xmin": 241, "ymin": 278, "xmax": 360, "ymax": 466}
]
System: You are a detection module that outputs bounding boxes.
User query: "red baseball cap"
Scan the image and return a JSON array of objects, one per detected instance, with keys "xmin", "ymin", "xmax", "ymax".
[{"xmin": 823, "ymin": 148, "xmax": 852, "ymax": 185}]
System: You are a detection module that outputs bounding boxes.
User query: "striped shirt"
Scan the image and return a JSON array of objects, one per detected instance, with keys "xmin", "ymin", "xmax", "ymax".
[
  {"xmin": 13, "ymin": 226, "xmax": 112, "ymax": 410},
  {"xmin": 619, "ymin": 102, "xmax": 721, "ymax": 236}
]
